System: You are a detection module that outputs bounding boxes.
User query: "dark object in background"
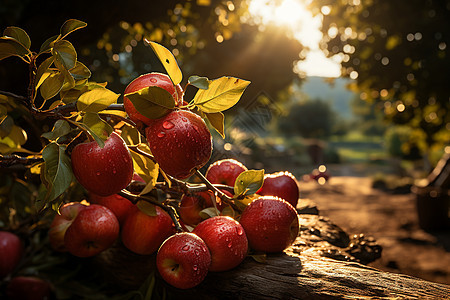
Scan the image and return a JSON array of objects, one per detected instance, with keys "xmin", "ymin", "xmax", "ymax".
[{"xmin": 412, "ymin": 153, "xmax": 450, "ymax": 230}]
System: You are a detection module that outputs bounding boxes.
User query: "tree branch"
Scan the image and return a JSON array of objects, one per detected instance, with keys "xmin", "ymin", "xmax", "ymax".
[{"xmin": 0, "ymin": 154, "xmax": 43, "ymax": 168}]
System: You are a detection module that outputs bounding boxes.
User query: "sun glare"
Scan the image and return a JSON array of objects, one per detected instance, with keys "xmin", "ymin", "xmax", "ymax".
[{"xmin": 247, "ymin": 0, "xmax": 341, "ymax": 77}]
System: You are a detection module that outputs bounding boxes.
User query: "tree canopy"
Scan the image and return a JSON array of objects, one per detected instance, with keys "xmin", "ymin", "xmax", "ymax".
[{"xmin": 310, "ymin": 0, "xmax": 450, "ymax": 155}]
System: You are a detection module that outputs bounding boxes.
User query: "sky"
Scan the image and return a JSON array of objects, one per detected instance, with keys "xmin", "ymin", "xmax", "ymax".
[{"xmin": 247, "ymin": 0, "xmax": 342, "ymax": 78}]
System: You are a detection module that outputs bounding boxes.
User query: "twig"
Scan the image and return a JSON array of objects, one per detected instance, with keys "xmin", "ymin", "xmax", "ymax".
[
  {"xmin": 195, "ymin": 169, "xmax": 241, "ymax": 212},
  {"xmin": 0, "ymin": 154, "xmax": 43, "ymax": 168},
  {"xmin": 118, "ymin": 189, "xmax": 183, "ymax": 232}
]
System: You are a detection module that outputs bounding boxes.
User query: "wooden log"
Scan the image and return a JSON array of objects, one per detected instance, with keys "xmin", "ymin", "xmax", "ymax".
[
  {"xmin": 177, "ymin": 240, "xmax": 450, "ymax": 300},
  {"xmin": 97, "ymin": 212, "xmax": 450, "ymax": 299}
]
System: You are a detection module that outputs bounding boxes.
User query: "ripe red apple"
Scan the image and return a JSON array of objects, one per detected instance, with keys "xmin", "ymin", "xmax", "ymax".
[
  {"xmin": 48, "ymin": 202, "xmax": 87, "ymax": 252},
  {"xmin": 124, "ymin": 72, "xmax": 183, "ymax": 126},
  {"xmin": 6, "ymin": 276, "xmax": 52, "ymax": 300},
  {"xmin": 193, "ymin": 216, "xmax": 248, "ymax": 272},
  {"xmin": 0, "ymin": 231, "xmax": 23, "ymax": 278},
  {"xmin": 71, "ymin": 132, "xmax": 134, "ymax": 196},
  {"xmin": 178, "ymin": 191, "xmax": 215, "ymax": 226},
  {"xmin": 64, "ymin": 204, "xmax": 119, "ymax": 257},
  {"xmin": 121, "ymin": 205, "xmax": 175, "ymax": 255},
  {"xmin": 239, "ymin": 196, "xmax": 299, "ymax": 253},
  {"xmin": 257, "ymin": 171, "xmax": 300, "ymax": 208},
  {"xmin": 88, "ymin": 173, "xmax": 143, "ymax": 225},
  {"xmin": 206, "ymin": 159, "xmax": 248, "ymax": 187},
  {"xmin": 145, "ymin": 110, "xmax": 212, "ymax": 179},
  {"xmin": 156, "ymin": 232, "xmax": 211, "ymax": 289}
]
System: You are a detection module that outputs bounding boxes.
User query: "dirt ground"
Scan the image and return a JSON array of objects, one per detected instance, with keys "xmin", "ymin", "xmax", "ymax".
[{"xmin": 298, "ymin": 175, "xmax": 450, "ymax": 285}]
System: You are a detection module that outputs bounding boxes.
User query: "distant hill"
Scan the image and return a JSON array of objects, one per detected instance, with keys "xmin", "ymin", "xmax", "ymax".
[{"xmin": 299, "ymin": 76, "xmax": 357, "ymax": 119}]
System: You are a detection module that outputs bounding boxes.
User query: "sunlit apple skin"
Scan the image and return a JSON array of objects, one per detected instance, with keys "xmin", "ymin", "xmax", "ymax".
[
  {"xmin": 6, "ymin": 276, "xmax": 52, "ymax": 300},
  {"xmin": 145, "ymin": 110, "xmax": 212, "ymax": 179},
  {"xmin": 71, "ymin": 132, "xmax": 134, "ymax": 197},
  {"xmin": 124, "ymin": 72, "xmax": 183, "ymax": 126},
  {"xmin": 64, "ymin": 204, "xmax": 120, "ymax": 257},
  {"xmin": 193, "ymin": 216, "xmax": 248, "ymax": 272},
  {"xmin": 257, "ymin": 171, "xmax": 300, "ymax": 208},
  {"xmin": 156, "ymin": 232, "xmax": 211, "ymax": 289},
  {"xmin": 179, "ymin": 191, "xmax": 215, "ymax": 226},
  {"xmin": 206, "ymin": 159, "xmax": 248, "ymax": 187},
  {"xmin": 48, "ymin": 202, "xmax": 88, "ymax": 252},
  {"xmin": 121, "ymin": 206, "xmax": 175, "ymax": 255},
  {"xmin": 0, "ymin": 231, "xmax": 23, "ymax": 278},
  {"xmin": 239, "ymin": 196, "xmax": 299, "ymax": 253}
]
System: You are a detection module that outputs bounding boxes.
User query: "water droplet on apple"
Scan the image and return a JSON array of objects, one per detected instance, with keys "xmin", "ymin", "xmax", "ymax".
[
  {"xmin": 96, "ymin": 171, "xmax": 101, "ymax": 176},
  {"xmin": 181, "ymin": 117, "xmax": 187, "ymax": 122},
  {"xmin": 182, "ymin": 245, "xmax": 190, "ymax": 251},
  {"xmin": 262, "ymin": 224, "xmax": 267, "ymax": 231},
  {"xmin": 193, "ymin": 125, "xmax": 199, "ymax": 133},
  {"xmin": 194, "ymin": 249, "xmax": 200, "ymax": 256},
  {"xmin": 150, "ymin": 78, "xmax": 157, "ymax": 83},
  {"xmin": 274, "ymin": 225, "xmax": 278, "ymax": 231},
  {"xmin": 112, "ymin": 169, "xmax": 117, "ymax": 174},
  {"xmin": 227, "ymin": 241, "xmax": 232, "ymax": 248},
  {"xmin": 163, "ymin": 121, "xmax": 174, "ymax": 129},
  {"xmin": 201, "ymin": 245, "xmax": 207, "ymax": 252},
  {"xmin": 157, "ymin": 131, "xmax": 166, "ymax": 138},
  {"xmin": 236, "ymin": 227, "xmax": 244, "ymax": 236},
  {"xmin": 193, "ymin": 265, "xmax": 198, "ymax": 271},
  {"xmin": 258, "ymin": 201, "xmax": 264, "ymax": 208}
]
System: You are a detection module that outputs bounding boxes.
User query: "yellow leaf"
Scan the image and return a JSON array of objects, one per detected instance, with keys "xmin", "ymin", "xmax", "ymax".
[{"xmin": 146, "ymin": 39, "xmax": 182, "ymax": 85}]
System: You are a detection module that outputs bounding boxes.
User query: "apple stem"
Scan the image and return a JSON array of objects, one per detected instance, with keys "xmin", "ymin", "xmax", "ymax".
[
  {"xmin": 194, "ymin": 169, "xmax": 242, "ymax": 213},
  {"xmin": 118, "ymin": 190, "xmax": 184, "ymax": 233}
]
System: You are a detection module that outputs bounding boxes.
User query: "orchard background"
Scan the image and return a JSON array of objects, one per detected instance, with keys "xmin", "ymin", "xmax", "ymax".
[{"xmin": 0, "ymin": 0, "xmax": 449, "ymax": 299}]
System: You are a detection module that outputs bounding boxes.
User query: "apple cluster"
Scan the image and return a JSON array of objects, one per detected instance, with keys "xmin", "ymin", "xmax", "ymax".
[
  {"xmin": 48, "ymin": 72, "xmax": 302, "ymax": 290},
  {"xmin": 0, "ymin": 231, "xmax": 53, "ymax": 299}
]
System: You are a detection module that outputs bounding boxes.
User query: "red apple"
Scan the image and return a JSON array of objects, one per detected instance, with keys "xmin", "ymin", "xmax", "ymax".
[
  {"xmin": 64, "ymin": 204, "xmax": 119, "ymax": 257},
  {"xmin": 124, "ymin": 72, "xmax": 182, "ymax": 126},
  {"xmin": 121, "ymin": 205, "xmax": 175, "ymax": 255},
  {"xmin": 88, "ymin": 173, "xmax": 143, "ymax": 225},
  {"xmin": 0, "ymin": 231, "xmax": 23, "ymax": 278},
  {"xmin": 156, "ymin": 232, "xmax": 211, "ymax": 289},
  {"xmin": 48, "ymin": 202, "xmax": 87, "ymax": 252},
  {"xmin": 145, "ymin": 110, "xmax": 212, "ymax": 179},
  {"xmin": 257, "ymin": 171, "xmax": 300, "ymax": 208},
  {"xmin": 239, "ymin": 196, "xmax": 299, "ymax": 253},
  {"xmin": 178, "ymin": 191, "xmax": 215, "ymax": 226},
  {"xmin": 71, "ymin": 132, "xmax": 134, "ymax": 196},
  {"xmin": 206, "ymin": 159, "xmax": 248, "ymax": 187},
  {"xmin": 193, "ymin": 216, "xmax": 248, "ymax": 272},
  {"xmin": 6, "ymin": 276, "xmax": 52, "ymax": 300}
]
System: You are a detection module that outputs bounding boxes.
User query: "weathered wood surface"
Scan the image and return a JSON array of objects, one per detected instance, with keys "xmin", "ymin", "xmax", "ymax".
[{"xmin": 97, "ymin": 206, "xmax": 450, "ymax": 299}]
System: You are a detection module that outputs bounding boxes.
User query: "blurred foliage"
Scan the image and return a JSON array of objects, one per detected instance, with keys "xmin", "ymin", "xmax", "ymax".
[
  {"xmin": 310, "ymin": 0, "xmax": 450, "ymax": 158},
  {"xmin": 0, "ymin": 0, "xmax": 304, "ymax": 111},
  {"xmin": 278, "ymin": 99, "xmax": 338, "ymax": 138}
]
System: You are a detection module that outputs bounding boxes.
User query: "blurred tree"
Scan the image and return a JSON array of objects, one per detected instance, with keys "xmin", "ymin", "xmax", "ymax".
[
  {"xmin": 309, "ymin": 0, "xmax": 450, "ymax": 161},
  {"xmin": 278, "ymin": 99, "xmax": 337, "ymax": 138}
]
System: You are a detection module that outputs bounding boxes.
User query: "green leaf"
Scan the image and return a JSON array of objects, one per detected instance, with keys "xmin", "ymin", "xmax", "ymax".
[
  {"xmin": 42, "ymin": 142, "xmax": 73, "ymax": 202},
  {"xmin": 125, "ymin": 86, "xmax": 175, "ymax": 119},
  {"xmin": 81, "ymin": 112, "xmax": 113, "ymax": 147},
  {"xmin": 60, "ymin": 81, "xmax": 105, "ymax": 104},
  {"xmin": 0, "ymin": 37, "xmax": 30, "ymax": 60},
  {"xmin": 3, "ymin": 26, "xmax": 31, "ymax": 49},
  {"xmin": 41, "ymin": 119, "xmax": 71, "ymax": 141},
  {"xmin": 188, "ymin": 76, "xmax": 210, "ymax": 90},
  {"xmin": 249, "ymin": 253, "xmax": 267, "ymax": 264},
  {"xmin": 234, "ymin": 169, "xmax": 265, "ymax": 197},
  {"xmin": 137, "ymin": 200, "xmax": 157, "ymax": 217},
  {"xmin": 199, "ymin": 207, "xmax": 219, "ymax": 219},
  {"xmin": 76, "ymin": 87, "xmax": 119, "ymax": 113},
  {"xmin": 205, "ymin": 112, "xmax": 225, "ymax": 138},
  {"xmin": 193, "ymin": 76, "xmax": 250, "ymax": 113},
  {"xmin": 0, "ymin": 125, "xmax": 27, "ymax": 147},
  {"xmin": 52, "ymin": 40, "xmax": 77, "ymax": 70},
  {"xmin": 39, "ymin": 35, "xmax": 59, "ymax": 54},
  {"xmin": 146, "ymin": 40, "xmax": 182, "ymax": 85},
  {"xmin": 60, "ymin": 19, "xmax": 87, "ymax": 39},
  {"xmin": 69, "ymin": 61, "xmax": 91, "ymax": 80},
  {"xmin": 130, "ymin": 144, "xmax": 159, "ymax": 195},
  {"xmin": 40, "ymin": 71, "xmax": 65, "ymax": 100},
  {"xmin": 35, "ymin": 56, "xmax": 55, "ymax": 89}
]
